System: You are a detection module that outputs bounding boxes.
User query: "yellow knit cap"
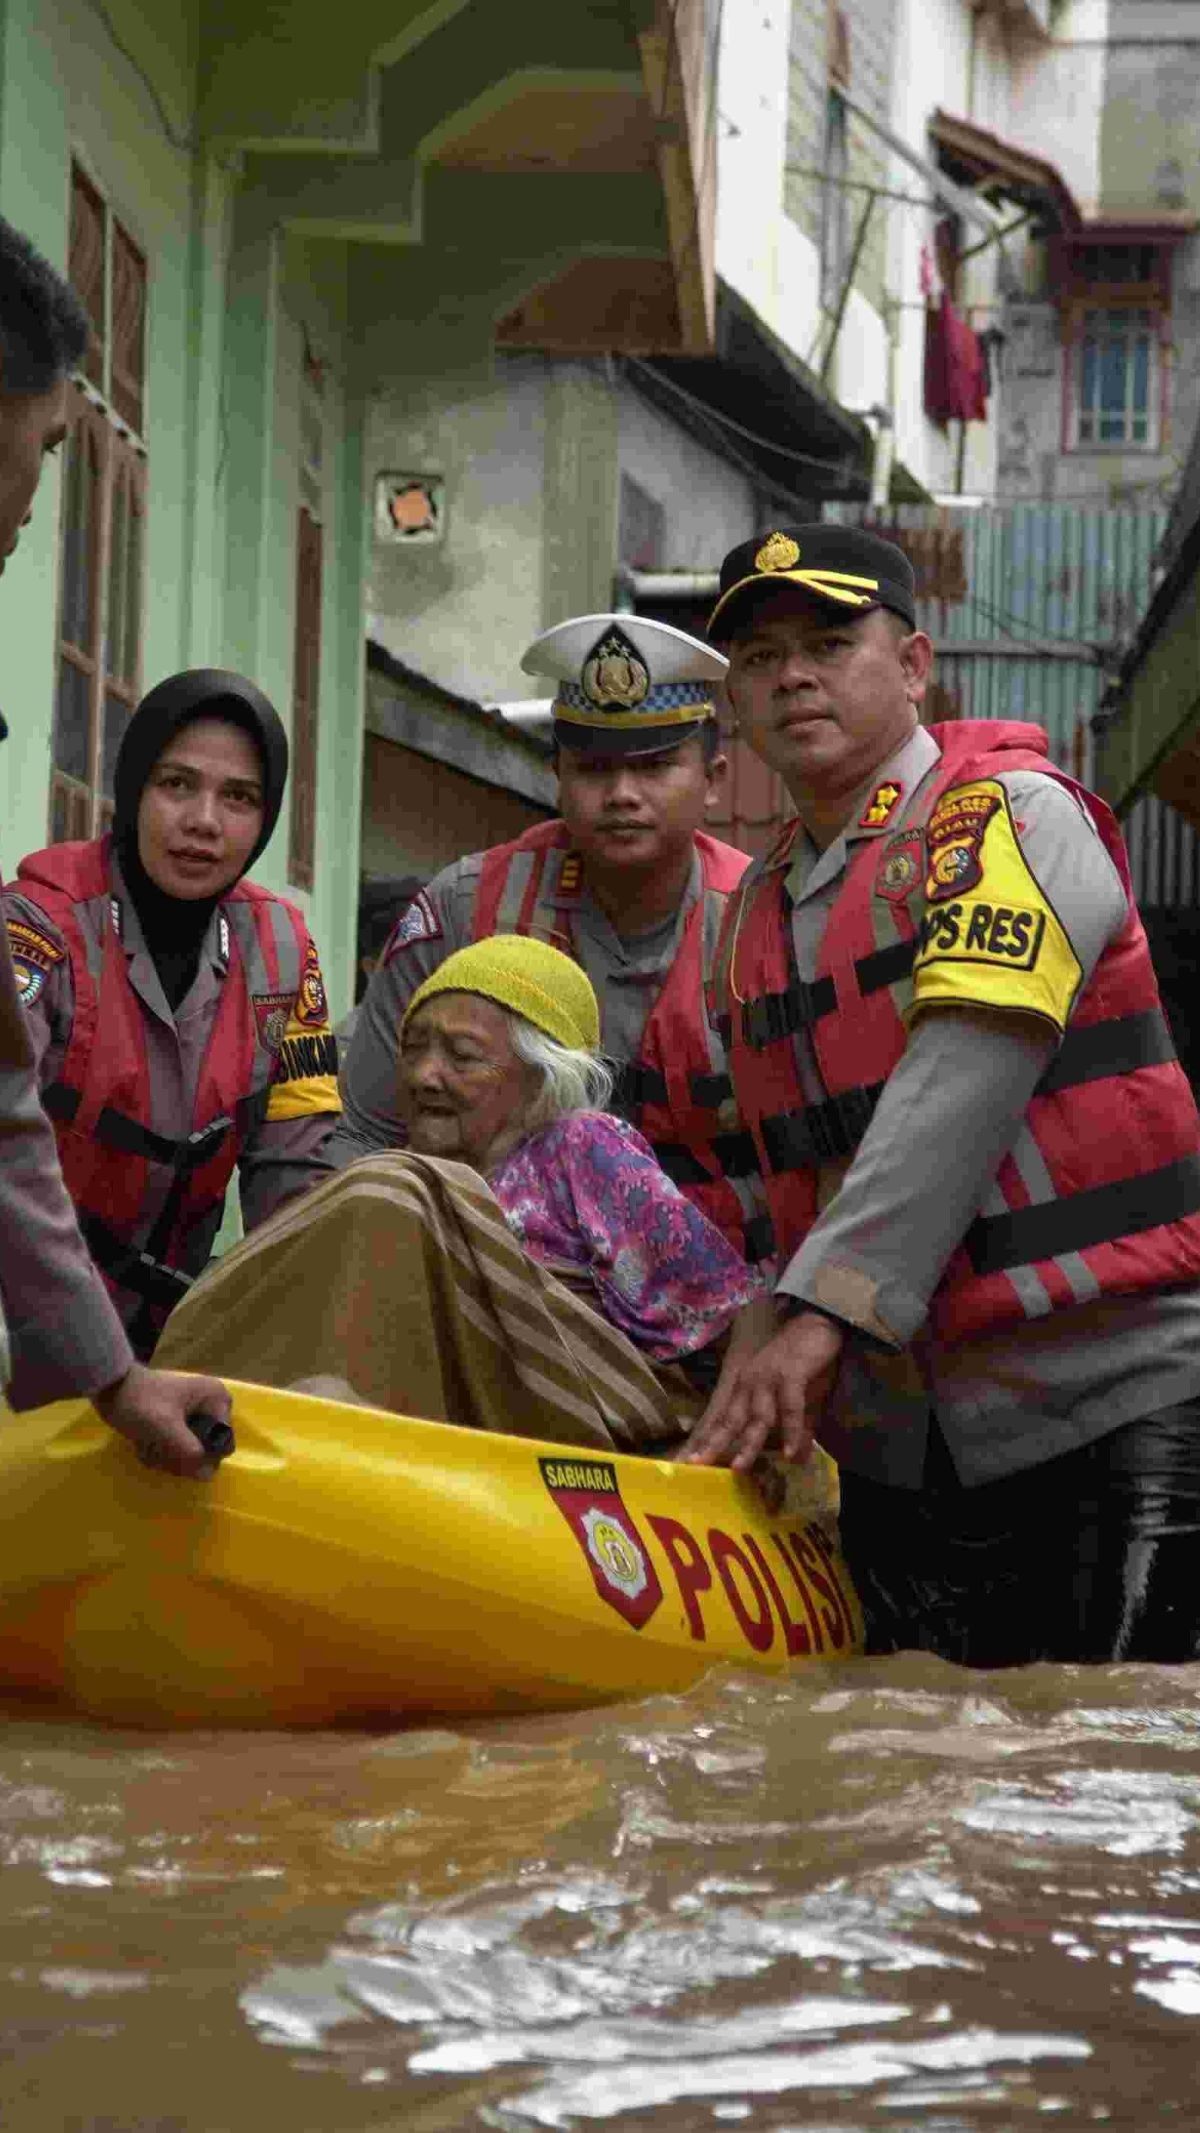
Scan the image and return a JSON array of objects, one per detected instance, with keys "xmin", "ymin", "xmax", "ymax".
[{"xmin": 401, "ymin": 934, "xmax": 601, "ymax": 1053}]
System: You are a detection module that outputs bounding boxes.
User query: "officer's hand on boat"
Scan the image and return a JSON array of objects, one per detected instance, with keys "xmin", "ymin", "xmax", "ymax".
[
  {"xmin": 683, "ymin": 1309, "xmax": 843, "ymax": 1472},
  {"xmin": 92, "ymin": 1363, "xmax": 234, "ymax": 1480}
]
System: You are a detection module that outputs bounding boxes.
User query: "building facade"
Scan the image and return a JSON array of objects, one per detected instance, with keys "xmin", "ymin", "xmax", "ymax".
[
  {"xmin": 0, "ymin": 0, "xmax": 716, "ymax": 998},
  {"xmin": 0, "ymin": 0, "xmax": 368, "ymax": 1009}
]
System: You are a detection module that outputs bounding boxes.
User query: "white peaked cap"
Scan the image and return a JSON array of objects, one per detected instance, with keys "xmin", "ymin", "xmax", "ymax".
[
  {"xmin": 520, "ymin": 613, "xmax": 727, "ymax": 753},
  {"xmin": 521, "ymin": 612, "xmax": 729, "ymax": 684}
]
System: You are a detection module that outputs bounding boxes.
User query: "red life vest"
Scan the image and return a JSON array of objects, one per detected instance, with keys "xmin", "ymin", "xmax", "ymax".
[
  {"xmin": 14, "ymin": 838, "xmax": 307, "ymax": 1346},
  {"xmin": 472, "ymin": 818, "xmax": 771, "ymax": 1261},
  {"xmin": 713, "ymin": 720, "xmax": 1200, "ymax": 1342}
]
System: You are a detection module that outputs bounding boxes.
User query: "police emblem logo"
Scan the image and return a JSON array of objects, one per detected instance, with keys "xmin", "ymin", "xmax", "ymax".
[
  {"xmin": 253, "ymin": 992, "xmax": 293, "ymax": 1052},
  {"xmin": 925, "ymin": 786, "xmax": 1001, "ymax": 903},
  {"xmin": 539, "ymin": 1456, "xmax": 663, "ymax": 1630},
  {"xmin": 754, "ymin": 531, "xmax": 801, "ymax": 574},
  {"xmin": 859, "ymin": 780, "xmax": 903, "ymax": 831},
  {"xmin": 580, "ymin": 625, "xmax": 650, "ymax": 711},
  {"xmin": 6, "ymin": 917, "xmax": 64, "ymax": 1009},
  {"xmin": 876, "ymin": 828, "xmax": 923, "ymax": 903},
  {"xmin": 294, "ymin": 941, "xmax": 329, "ymax": 1030},
  {"xmin": 930, "ymin": 842, "xmax": 976, "ymax": 892},
  {"xmin": 580, "ymin": 1507, "xmax": 649, "ymax": 1602},
  {"xmin": 12, "ymin": 959, "xmax": 45, "ymax": 1007}
]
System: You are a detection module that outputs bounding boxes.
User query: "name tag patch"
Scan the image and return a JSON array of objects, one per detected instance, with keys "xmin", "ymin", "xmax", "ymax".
[
  {"xmin": 910, "ymin": 776, "xmax": 1083, "ymax": 1036},
  {"xmin": 919, "ymin": 900, "xmax": 1047, "ymax": 970}
]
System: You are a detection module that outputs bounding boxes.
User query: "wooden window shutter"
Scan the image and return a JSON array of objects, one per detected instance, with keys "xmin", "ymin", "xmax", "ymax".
[
  {"xmin": 68, "ymin": 164, "xmax": 106, "ymax": 393},
  {"xmin": 288, "ymin": 505, "xmax": 322, "ymax": 890},
  {"xmin": 109, "ymin": 219, "xmax": 148, "ymax": 435}
]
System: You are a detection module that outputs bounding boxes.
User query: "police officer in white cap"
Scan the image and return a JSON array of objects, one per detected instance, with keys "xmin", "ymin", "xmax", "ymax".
[{"xmin": 325, "ymin": 614, "xmax": 771, "ymax": 1264}]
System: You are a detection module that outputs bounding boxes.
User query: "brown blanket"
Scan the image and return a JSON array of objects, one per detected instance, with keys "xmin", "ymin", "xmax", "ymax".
[{"xmin": 155, "ymin": 1152, "xmax": 701, "ymax": 1452}]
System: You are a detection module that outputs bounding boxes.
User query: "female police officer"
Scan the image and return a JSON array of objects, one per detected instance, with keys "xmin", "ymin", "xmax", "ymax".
[{"xmin": 3, "ymin": 669, "xmax": 341, "ymax": 1356}]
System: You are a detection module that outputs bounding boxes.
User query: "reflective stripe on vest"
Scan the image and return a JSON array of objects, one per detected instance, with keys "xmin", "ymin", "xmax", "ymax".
[
  {"xmin": 472, "ymin": 818, "xmax": 772, "ymax": 1261},
  {"xmin": 714, "ymin": 720, "xmax": 1200, "ymax": 1338},
  {"xmin": 14, "ymin": 838, "xmax": 305, "ymax": 1324}
]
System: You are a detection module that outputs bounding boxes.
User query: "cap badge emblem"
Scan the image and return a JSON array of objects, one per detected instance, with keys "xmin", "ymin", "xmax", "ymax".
[
  {"xmin": 754, "ymin": 531, "xmax": 801, "ymax": 574},
  {"xmin": 581, "ymin": 625, "xmax": 650, "ymax": 711}
]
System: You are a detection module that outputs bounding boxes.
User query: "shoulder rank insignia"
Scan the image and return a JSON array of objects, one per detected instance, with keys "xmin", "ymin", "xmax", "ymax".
[{"xmin": 858, "ymin": 780, "xmax": 903, "ymax": 831}]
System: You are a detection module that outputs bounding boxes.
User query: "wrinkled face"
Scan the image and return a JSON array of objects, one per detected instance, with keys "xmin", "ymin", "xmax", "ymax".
[
  {"xmin": 724, "ymin": 594, "xmax": 931, "ymax": 798},
  {"xmin": 0, "ymin": 377, "xmax": 68, "ymax": 574},
  {"xmin": 137, "ymin": 718, "xmax": 266, "ymax": 901},
  {"xmin": 555, "ymin": 734, "xmax": 725, "ymax": 875},
  {"xmin": 398, "ymin": 993, "xmax": 539, "ymax": 1169}
]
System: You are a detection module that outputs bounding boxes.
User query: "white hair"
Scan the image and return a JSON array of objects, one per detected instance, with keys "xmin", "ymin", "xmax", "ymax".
[{"xmin": 507, "ymin": 1012, "xmax": 614, "ymax": 1131}]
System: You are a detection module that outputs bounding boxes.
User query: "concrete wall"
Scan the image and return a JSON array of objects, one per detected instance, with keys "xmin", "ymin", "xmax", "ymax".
[
  {"xmin": 886, "ymin": 0, "xmax": 984, "ymax": 498},
  {"xmin": 366, "ymin": 356, "xmax": 549, "ymax": 704},
  {"xmin": 1010, "ymin": 0, "xmax": 1109, "ymax": 213},
  {"xmin": 365, "ymin": 352, "xmax": 757, "ymax": 700},
  {"xmin": 1100, "ymin": 0, "xmax": 1200, "ymax": 215},
  {"xmin": 615, "ymin": 380, "xmax": 757, "ymax": 567},
  {"xmin": 716, "ymin": 0, "xmax": 798, "ymax": 348},
  {"xmin": 997, "ymin": 0, "xmax": 1200, "ymax": 506},
  {"xmin": 785, "ymin": 0, "xmax": 896, "ymax": 317}
]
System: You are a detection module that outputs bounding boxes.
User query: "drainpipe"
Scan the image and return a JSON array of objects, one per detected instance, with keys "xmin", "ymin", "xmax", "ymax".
[{"xmin": 616, "ymin": 569, "xmax": 721, "ymax": 603}]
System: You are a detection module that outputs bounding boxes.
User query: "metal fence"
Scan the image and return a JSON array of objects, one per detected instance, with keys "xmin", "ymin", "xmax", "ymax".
[
  {"xmin": 828, "ymin": 501, "xmax": 1165, "ymax": 784},
  {"xmin": 1123, "ymin": 791, "xmax": 1200, "ymax": 910}
]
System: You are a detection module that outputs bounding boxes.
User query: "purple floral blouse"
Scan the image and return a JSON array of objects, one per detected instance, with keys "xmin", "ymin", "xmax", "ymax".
[{"xmin": 489, "ymin": 1111, "xmax": 765, "ymax": 1362}]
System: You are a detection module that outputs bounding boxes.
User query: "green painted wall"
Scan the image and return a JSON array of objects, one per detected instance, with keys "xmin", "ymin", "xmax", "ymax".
[{"xmin": 0, "ymin": 0, "xmax": 368, "ymax": 1017}]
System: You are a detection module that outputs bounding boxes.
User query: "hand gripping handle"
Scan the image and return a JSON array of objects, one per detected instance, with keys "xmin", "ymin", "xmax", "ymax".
[{"xmin": 187, "ymin": 1412, "xmax": 236, "ymax": 1462}]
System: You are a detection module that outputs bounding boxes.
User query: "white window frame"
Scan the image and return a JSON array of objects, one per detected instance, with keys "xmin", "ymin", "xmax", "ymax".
[{"xmin": 1070, "ymin": 306, "xmax": 1161, "ymax": 453}]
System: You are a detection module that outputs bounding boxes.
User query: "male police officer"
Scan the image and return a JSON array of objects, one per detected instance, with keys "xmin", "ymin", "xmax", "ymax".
[
  {"xmin": 686, "ymin": 523, "xmax": 1200, "ymax": 1666},
  {"xmin": 328, "ymin": 613, "xmax": 769, "ymax": 1262},
  {"xmin": 0, "ymin": 213, "xmax": 227, "ymax": 1476}
]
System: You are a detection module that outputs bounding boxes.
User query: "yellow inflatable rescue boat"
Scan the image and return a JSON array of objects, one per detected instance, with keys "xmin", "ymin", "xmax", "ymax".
[{"xmin": 0, "ymin": 1381, "xmax": 862, "ymax": 1726}]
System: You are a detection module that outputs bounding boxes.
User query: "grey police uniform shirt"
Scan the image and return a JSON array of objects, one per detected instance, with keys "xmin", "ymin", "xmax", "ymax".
[
  {"xmin": 0, "ymin": 909, "xmax": 132, "ymax": 1408},
  {"xmin": 3, "ymin": 883, "xmax": 340, "ymax": 1318},
  {"xmin": 326, "ymin": 841, "xmax": 707, "ymax": 1167},
  {"xmin": 773, "ymin": 723, "xmax": 1200, "ymax": 1490}
]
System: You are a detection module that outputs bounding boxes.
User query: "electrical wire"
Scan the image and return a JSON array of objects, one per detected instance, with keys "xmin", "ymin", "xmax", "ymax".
[
  {"xmin": 626, "ymin": 353, "xmax": 808, "ymax": 502},
  {"xmin": 88, "ymin": 0, "xmax": 197, "ymax": 153},
  {"xmin": 624, "ymin": 354, "xmax": 862, "ymax": 479}
]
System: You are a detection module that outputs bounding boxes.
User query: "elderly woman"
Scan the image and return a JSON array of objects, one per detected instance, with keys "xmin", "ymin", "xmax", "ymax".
[{"xmin": 156, "ymin": 937, "xmax": 771, "ymax": 1454}]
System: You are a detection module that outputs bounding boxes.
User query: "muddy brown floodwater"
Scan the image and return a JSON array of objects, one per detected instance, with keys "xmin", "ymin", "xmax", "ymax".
[{"xmin": 2, "ymin": 1656, "xmax": 1200, "ymax": 2130}]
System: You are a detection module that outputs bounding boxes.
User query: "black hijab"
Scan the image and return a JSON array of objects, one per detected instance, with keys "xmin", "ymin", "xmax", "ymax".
[{"xmin": 112, "ymin": 669, "xmax": 289, "ymax": 1011}]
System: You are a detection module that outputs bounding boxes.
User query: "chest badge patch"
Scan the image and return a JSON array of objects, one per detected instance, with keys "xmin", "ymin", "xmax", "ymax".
[
  {"xmin": 926, "ymin": 787, "xmax": 1001, "ymax": 902},
  {"xmin": 253, "ymin": 992, "xmax": 292, "ymax": 1053},
  {"xmin": 859, "ymin": 780, "xmax": 903, "ymax": 831},
  {"xmin": 540, "ymin": 1456, "xmax": 663, "ymax": 1630},
  {"xmin": 875, "ymin": 828, "xmax": 924, "ymax": 903}
]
